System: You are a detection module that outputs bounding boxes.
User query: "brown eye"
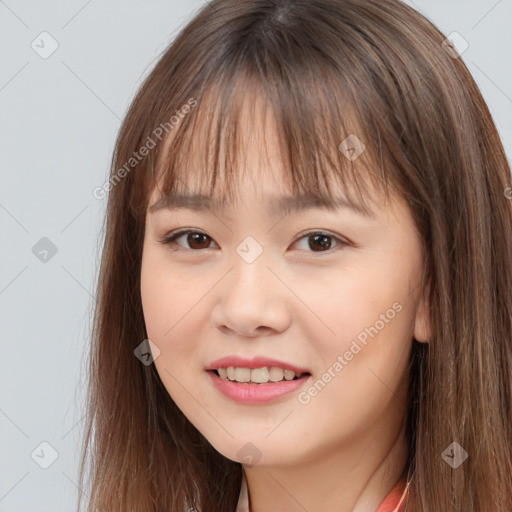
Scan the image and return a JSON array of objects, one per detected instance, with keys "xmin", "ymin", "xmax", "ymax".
[
  {"xmin": 159, "ymin": 230, "xmax": 216, "ymax": 251},
  {"xmin": 293, "ymin": 231, "xmax": 347, "ymax": 253},
  {"xmin": 307, "ymin": 233, "xmax": 335, "ymax": 252},
  {"xmin": 183, "ymin": 232, "xmax": 212, "ymax": 250}
]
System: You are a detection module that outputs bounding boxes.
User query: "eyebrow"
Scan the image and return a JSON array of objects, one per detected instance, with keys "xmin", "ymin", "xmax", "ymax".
[{"xmin": 148, "ymin": 192, "xmax": 376, "ymax": 218}]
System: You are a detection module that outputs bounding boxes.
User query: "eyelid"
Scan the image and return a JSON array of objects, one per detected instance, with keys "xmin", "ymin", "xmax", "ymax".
[{"xmin": 157, "ymin": 228, "xmax": 351, "ymax": 254}]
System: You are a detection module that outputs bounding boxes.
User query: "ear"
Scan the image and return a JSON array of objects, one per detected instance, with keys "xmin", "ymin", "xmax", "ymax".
[{"xmin": 413, "ymin": 280, "xmax": 431, "ymax": 343}]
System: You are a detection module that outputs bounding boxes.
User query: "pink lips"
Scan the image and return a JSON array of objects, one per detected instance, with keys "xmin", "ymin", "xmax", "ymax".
[
  {"xmin": 205, "ymin": 355, "xmax": 311, "ymax": 404},
  {"xmin": 205, "ymin": 355, "xmax": 310, "ymax": 375}
]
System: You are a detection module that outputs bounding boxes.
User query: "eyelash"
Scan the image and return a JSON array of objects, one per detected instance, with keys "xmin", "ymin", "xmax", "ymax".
[{"xmin": 157, "ymin": 228, "xmax": 349, "ymax": 255}]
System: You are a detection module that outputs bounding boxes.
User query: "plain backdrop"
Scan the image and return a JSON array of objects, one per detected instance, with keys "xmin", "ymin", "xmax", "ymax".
[{"xmin": 0, "ymin": 1, "xmax": 511, "ymax": 510}]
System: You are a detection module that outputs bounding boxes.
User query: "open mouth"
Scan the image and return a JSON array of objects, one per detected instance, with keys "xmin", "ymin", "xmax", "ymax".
[
  {"xmin": 206, "ymin": 366, "xmax": 312, "ymax": 404},
  {"xmin": 208, "ymin": 368, "xmax": 311, "ymax": 385}
]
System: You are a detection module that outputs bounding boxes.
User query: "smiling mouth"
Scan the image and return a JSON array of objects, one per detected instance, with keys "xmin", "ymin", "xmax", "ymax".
[{"xmin": 209, "ymin": 367, "xmax": 311, "ymax": 385}]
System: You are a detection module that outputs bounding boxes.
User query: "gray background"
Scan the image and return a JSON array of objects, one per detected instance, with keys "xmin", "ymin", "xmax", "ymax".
[{"xmin": 0, "ymin": 1, "xmax": 511, "ymax": 510}]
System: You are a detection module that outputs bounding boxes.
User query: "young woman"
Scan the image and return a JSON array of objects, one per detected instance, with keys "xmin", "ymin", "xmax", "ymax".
[{"xmin": 77, "ymin": 0, "xmax": 512, "ymax": 510}]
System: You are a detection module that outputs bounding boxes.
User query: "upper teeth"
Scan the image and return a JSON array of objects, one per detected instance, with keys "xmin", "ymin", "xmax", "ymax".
[{"xmin": 217, "ymin": 366, "xmax": 304, "ymax": 383}]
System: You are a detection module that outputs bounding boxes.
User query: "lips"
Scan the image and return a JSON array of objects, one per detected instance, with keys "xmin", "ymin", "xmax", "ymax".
[
  {"xmin": 207, "ymin": 369, "xmax": 311, "ymax": 404},
  {"xmin": 205, "ymin": 355, "xmax": 311, "ymax": 375}
]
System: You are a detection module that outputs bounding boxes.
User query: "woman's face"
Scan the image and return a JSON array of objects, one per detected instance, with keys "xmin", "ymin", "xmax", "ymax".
[{"xmin": 140, "ymin": 106, "xmax": 430, "ymax": 468}]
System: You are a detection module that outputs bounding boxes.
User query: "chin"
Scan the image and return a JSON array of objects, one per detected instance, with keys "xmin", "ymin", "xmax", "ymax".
[{"xmin": 203, "ymin": 431, "xmax": 303, "ymax": 468}]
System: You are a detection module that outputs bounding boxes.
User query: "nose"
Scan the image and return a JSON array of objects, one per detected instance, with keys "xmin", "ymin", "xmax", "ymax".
[{"xmin": 210, "ymin": 252, "xmax": 292, "ymax": 338}]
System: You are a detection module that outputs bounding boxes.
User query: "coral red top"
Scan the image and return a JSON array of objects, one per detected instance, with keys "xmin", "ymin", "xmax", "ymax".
[{"xmin": 235, "ymin": 472, "xmax": 408, "ymax": 512}]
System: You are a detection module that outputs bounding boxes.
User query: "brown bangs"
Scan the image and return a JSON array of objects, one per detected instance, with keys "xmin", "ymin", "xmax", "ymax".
[{"xmin": 140, "ymin": 50, "xmax": 400, "ymax": 220}]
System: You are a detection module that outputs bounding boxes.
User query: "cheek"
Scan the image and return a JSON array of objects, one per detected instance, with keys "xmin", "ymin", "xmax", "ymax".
[
  {"xmin": 140, "ymin": 248, "xmax": 192, "ymax": 355},
  {"xmin": 140, "ymin": 259, "xmax": 169, "ymax": 340},
  {"xmin": 140, "ymin": 248, "xmax": 208, "ymax": 413},
  {"xmin": 304, "ymin": 267, "xmax": 416, "ymax": 404},
  {"xmin": 307, "ymin": 264, "xmax": 410, "ymax": 353},
  {"xmin": 140, "ymin": 245, "xmax": 214, "ymax": 383}
]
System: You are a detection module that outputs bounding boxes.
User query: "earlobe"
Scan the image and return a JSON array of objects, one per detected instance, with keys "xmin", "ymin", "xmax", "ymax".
[{"xmin": 413, "ymin": 282, "xmax": 431, "ymax": 343}]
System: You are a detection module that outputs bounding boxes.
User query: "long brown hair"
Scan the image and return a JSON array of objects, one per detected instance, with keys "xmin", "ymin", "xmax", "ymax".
[{"xmin": 77, "ymin": 0, "xmax": 512, "ymax": 510}]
